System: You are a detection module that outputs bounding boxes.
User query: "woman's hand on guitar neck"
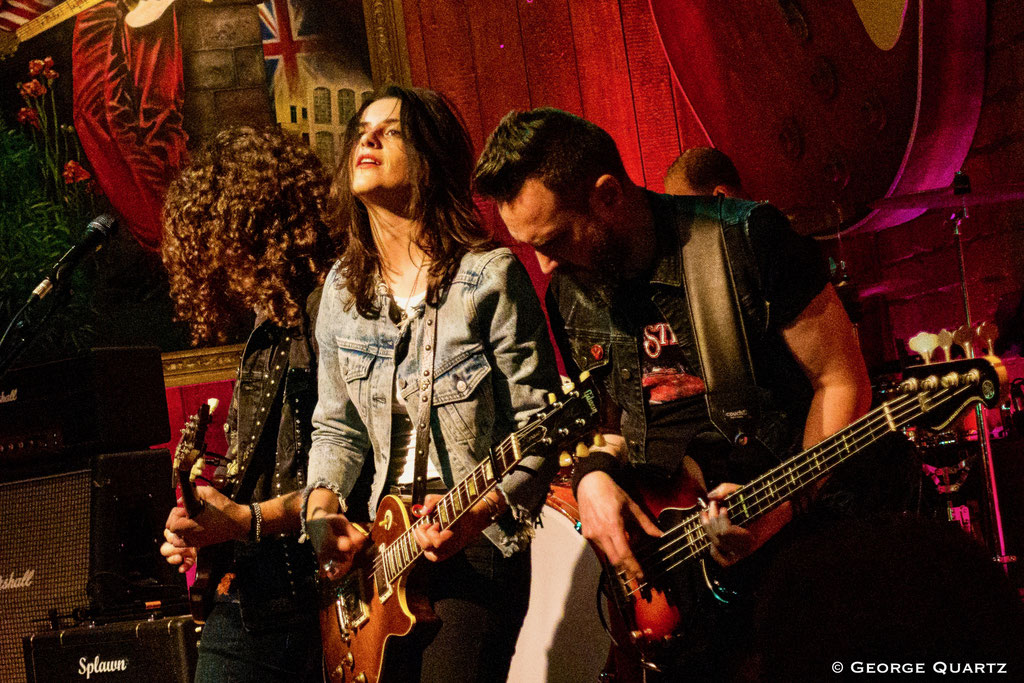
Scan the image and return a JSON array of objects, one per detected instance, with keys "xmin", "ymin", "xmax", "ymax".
[
  {"xmin": 577, "ymin": 470, "xmax": 662, "ymax": 585},
  {"xmin": 164, "ymin": 487, "xmax": 252, "ymax": 549},
  {"xmin": 160, "ymin": 526, "xmax": 196, "ymax": 573},
  {"xmin": 411, "ymin": 491, "xmax": 506, "ymax": 563}
]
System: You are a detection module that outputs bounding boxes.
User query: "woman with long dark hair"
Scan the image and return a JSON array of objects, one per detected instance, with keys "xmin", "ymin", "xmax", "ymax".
[{"xmin": 304, "ymin": 86, "xmax": 560, "ymax": 681}]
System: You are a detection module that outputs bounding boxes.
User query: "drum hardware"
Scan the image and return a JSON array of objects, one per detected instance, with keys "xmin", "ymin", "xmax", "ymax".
[
  {"xmin": 869, "ymin": 179, "xmax": 1024, "ymax": 212},
  {"xmin": 894, "ymin": 170, "xmax": 1017, "ymax": 572}
]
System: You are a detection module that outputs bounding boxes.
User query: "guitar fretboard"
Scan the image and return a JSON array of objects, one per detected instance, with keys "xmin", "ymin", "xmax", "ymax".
[
  {"xmin": 629, "ymin": 379, "xmax": 981, "ymax": 596},
  {"xmin": 375, "ymin": 428, "xmax": 526, "ymax": 585},
  {"xmin": 17, "ymin": 0, "xmax": 106, "ymax": 41}
]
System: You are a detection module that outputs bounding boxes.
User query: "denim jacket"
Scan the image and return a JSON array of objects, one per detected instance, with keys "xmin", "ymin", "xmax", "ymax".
[
  {"xmin": 547, "ymin": 192, "xmax": 827, "ymax": 482},
  {"xmin": 305, "ymin": 248, "xmax": 561, "ymax": 555}
]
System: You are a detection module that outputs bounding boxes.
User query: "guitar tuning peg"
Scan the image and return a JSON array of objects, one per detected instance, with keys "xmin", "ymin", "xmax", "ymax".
[
  {"xmin": 908, "ymin": 332, "xmax": 939, "ymax": 364},
  {"xmin": 547, "ymin": 392, "xmax": 558, "ymax": 405},
  {"xmin": 976, "ymin": 321, "xmax": 998, "ymax": 357},
  {"xmin": 952, "ymin": 324, "xmax": 977, "ymax": 359},
  {"xmin": 578, "ymin": 370, "xmax": 591, "ymax": 382},
  {"xmin": 207, "ymin": 398, "xmax": 220, "ymax": 413},
  {"xmin": 936, "ymin": 329, "xmax": 954, "ymax": 362},
  {"xmin": 563, "ymin": 380, "xmax": 576, "ymax": 392}
]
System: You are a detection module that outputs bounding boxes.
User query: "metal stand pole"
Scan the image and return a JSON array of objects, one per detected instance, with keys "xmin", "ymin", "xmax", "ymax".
[{"xmin": 951, "ymin": 206, "xmax": 1015, "ymax": 573}]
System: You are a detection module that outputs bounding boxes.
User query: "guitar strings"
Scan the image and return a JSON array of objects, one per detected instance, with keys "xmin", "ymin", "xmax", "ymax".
[
  {"xmin": 373, "ymin": 417, "xmax": 553, "ymax": 582},
  {"xmin": 625, "ymin": 383, "xmax": 970, "ymax": 594},
  {"xmin": 623, "ymin": 387, "xmax": 935, "ymax": 589},
  {"xmin": 621, "ymin": 383, "xmax": 975, "ymax": 598}
]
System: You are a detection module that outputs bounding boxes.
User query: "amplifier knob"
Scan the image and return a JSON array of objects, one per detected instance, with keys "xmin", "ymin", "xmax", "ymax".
[{"xmin": 345, "ymin": 653, "xmax": 354, "ymax": 668}]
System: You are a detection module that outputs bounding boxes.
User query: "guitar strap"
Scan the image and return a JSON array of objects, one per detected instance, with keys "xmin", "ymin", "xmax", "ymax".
[
  {"xmin": 681, "ymin": 198, "xmax": 761, "ymax": 444},
  {"xmin": 410, "ymin": 304, "xmax": 439, "ymax": 507}
]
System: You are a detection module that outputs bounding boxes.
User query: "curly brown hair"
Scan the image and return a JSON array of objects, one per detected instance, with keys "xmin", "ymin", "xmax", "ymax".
[
  {"xmin": 330, "ymin": 85, "xmax": 495, "ymax": 318},
  {"xmin": 162, "ymin": 126, "xmax": 337, "ymax": 344}
]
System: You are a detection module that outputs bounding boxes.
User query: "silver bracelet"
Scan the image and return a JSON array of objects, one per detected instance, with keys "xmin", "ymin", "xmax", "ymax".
[{"xmin": 249, "ymin": 502, "xmax": 263, "ymax": 543}]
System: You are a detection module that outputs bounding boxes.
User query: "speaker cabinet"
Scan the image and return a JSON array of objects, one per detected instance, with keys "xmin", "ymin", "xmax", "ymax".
[
  {"xmin": 0, "ymin": 450, "xmax": 186, "ymax": 682},
  {"xmin": 23, "ymin": 615, "xmax": 199, "ymax": 683},
  {"xmin": 0, "ymin": 468, "xmax": 91, "ymax": 683}
]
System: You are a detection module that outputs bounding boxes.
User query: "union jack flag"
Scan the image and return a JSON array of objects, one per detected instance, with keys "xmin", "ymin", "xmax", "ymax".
[
  {"xmin": 0, "ymin": 0, "xmax": 58, "ymax": 33},
  {"xmin": 258, "ymin": 0, "xmax": 326, "ymax": 98}
]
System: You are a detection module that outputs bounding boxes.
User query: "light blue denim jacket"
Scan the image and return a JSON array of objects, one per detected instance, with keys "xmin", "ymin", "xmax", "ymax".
[{"xmin": 304, "ymin": 248, "xmax": 561, "ymax": 555}]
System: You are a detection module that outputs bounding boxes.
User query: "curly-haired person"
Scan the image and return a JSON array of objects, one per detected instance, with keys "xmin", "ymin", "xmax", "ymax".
[{"xmin": 159, "ymin": 126, "xmax": 338, "ymax": 682}]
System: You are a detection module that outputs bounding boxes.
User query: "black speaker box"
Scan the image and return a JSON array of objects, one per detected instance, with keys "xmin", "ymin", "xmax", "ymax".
[
  {"xmin": 22, "ymin": 615, "xmax": 199, "ymax": 683},
  {"xmin": 0, "ymin": 450, "xmax": 186, "ymax": 683}
]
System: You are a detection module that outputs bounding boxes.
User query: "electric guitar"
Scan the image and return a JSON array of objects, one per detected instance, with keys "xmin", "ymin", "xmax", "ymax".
[
  {"xmin": 317, "ymin": 373, "xmax": 601, "ymax": 683},
  {"xmin": 1, "ymin": 0, "xmax": 193, "ymax": 60},
  {"xmin": 172, "ymin": 397, "xmax": 227, "ymax": 624},
  {"xmin": 600, "ymin": 357, "xmax": 1002, "ymax": 674}
]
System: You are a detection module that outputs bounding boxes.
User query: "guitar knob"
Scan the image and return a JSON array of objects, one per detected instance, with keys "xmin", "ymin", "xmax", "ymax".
[
  {"xmin": 354, "ymin": 674, "xmax": 368, "ymax": 683},
  {"xmin": 559, "ymin": 451, "xmax": 574, "ymax": 468},
  {"xmin": 344, "ymin": 653, "xmax": 354, "ymax": 668},
  {"xmin": 334, "ymin": 664, "xmax": 346, "ymax": 680}
]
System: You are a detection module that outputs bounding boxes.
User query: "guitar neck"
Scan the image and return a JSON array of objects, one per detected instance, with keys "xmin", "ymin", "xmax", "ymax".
[
  {"xmin": 379, "ymin": 431, "xmax": 524, "ymax": 582},
  {"xmin": 677, "ymin": 380, "xmax": 982, "ymax": 555},
  {"xmin": 16, "ymin": 0, "xmax": 106, "ymax": 42}
]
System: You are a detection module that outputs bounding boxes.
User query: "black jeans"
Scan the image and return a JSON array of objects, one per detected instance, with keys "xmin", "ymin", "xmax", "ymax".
[
  {"xmin": 416, "ymin": 538, "xmax": 531, "ymax": 683},
  {"xmin": 194, "ymin": 599, "xmax": 321, "ymax": 683}
]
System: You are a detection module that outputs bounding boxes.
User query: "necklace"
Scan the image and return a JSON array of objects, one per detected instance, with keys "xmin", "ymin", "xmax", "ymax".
[{"xmin": 381, "ymin": 259, "xmax": 427, "ymax": 323}]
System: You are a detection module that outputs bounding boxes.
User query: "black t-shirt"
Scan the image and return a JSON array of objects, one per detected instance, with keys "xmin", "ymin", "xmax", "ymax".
[{"xmin": 634, "ymin": 292, "xmax": 710, "ymax": 471}]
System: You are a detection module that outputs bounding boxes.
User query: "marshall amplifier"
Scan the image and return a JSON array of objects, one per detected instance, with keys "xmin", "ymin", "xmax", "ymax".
[
  {"xmin": 0, "ymin": 347, "xmax": 169, "ymax": 478},
  {"xmin": 1, "ymin": 450, "xmax": 187, "ymax": 682},
  {"xmin": 23, "ymin": 615, "xmax": 199, "ymax": 683}
]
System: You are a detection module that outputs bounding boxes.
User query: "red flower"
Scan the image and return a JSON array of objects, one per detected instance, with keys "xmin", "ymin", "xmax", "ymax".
[
  {"xmin": 28, "ymin": 59, "xmax": 45, "ymax": 76},
  {"xmin": 16, "ymin": 107, "xmax": 40, "ymax": 129},
  {"xmin": 43, "ymin": 68, "xmax": 58, "ymax": 81},
  {"xmin": 44, "ymin": 56, "xmax": 54, "ymax": 69},
  {"xmin": 63, "ymin": 160, "xmax": 92, "ymax": 184},
  {"xmin": 19, "ymin": 79, "xmax": 47, "ymax": 98}
]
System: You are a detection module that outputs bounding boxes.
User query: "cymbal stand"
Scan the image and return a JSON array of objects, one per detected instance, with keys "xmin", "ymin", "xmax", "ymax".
[{"xmin": 949, "ymin": 174, "xmax": 1015, "ymax": 573}]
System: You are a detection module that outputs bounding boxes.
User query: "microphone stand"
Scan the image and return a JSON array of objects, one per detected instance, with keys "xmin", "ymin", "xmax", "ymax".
[
  {"xmin": 949, "ymin": 171, "xmax": 1015, "ymax": 574},
  {"xmin": 0, "ymin": 275, "xmax": 72, "ymax": 379}
]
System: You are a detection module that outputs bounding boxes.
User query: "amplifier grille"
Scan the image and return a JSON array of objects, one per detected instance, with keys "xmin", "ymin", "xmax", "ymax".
[{"xmin": 0, "ymin": 470, "xmax": 91, "ymax": 683}]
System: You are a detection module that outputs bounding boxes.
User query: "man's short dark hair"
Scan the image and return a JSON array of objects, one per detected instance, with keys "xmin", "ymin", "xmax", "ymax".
[
  {"xmin": 474, "ymin": 108, "xmax": 627, "ymax": 204},
  {"xmin": 665, "ymin": 147, "xmax": 743, "ymax": 194}
]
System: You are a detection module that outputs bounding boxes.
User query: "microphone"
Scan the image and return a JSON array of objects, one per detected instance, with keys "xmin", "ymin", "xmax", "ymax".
[{"xmin": 30, "ymin": 214, "xmax": 118, "ymax": 301}]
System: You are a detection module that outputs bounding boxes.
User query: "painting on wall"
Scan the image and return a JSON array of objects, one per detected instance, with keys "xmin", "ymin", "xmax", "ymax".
[{"xmin": 0, "ymin": 0, "xmax": 396, "ymax": 368}]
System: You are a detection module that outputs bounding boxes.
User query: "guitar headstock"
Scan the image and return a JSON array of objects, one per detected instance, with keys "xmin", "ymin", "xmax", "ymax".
[
  {"xmin": 517, "ymin": 372, "xmax": 601, "ymax": 458},
  {"xmin": 0, "ymin": 31, "xmax": 19, "ymax": 60},
  {"xmin": 173, "ymin": 398, "xmax": 219, "ymax": 518},
  {"xmin": 898, "ymin": 357, "xmax": 1001, "ymax": 431}
]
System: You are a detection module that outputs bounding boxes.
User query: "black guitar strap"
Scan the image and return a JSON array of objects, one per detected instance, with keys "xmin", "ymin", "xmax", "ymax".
[
  {"xmin": 681, "ymin": 198, "xmax": 761, "ymax": 444},
  {"xmin": 410, "ymin": 304, "xmax": 439, "ymax": 507}
]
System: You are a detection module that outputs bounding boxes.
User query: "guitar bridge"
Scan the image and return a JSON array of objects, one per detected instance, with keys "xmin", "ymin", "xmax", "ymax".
[{"xmin": 334, "ymin": 570, "xmax": 369, "ymax": 631}]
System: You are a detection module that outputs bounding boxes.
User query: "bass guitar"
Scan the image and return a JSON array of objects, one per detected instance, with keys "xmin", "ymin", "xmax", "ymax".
[
  {"xmin": 318, "ymin": 373, "xmax": 601, "ymax": 683},
  {"xmin": 172, "ymin": 397, "xmax": 229, "ymax": 624},
  {"xmin": 600, "ymin": 357, "xmax": 1002, "ymax": 674}
]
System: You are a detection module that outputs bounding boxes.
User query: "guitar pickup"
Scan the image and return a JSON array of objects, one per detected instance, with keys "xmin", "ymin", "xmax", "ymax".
[{"xmin": 334, "ymin": 570, "xmax": 369, "ymax": 631}]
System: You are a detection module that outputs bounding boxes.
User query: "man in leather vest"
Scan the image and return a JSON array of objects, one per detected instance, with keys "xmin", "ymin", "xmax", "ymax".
[{"xmin": 475, "ymin": 108, "xmax": 871, "ymax": 677}]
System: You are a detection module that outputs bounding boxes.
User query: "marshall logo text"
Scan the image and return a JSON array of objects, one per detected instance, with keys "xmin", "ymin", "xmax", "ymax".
[{"xmin": 0, "ymin": 569, "xmax": 35, "ymax": 590}]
